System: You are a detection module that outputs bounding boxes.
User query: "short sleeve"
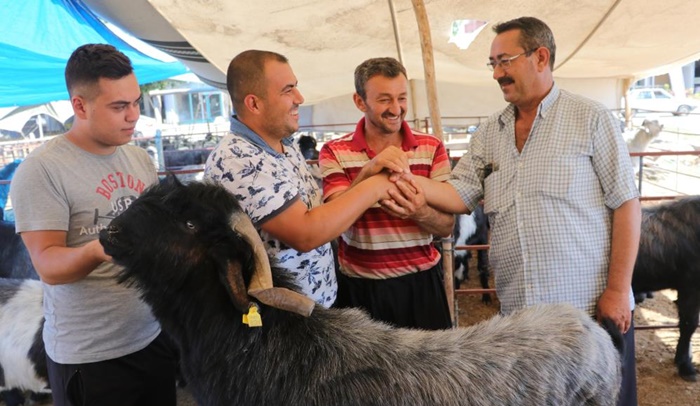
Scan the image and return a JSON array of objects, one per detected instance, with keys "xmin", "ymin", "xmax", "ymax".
[
  {"xmin": 319, "ymin": 142, "xmax": 351, "ymax": 201},
  {"xmin": 11, "ymin": 156, "xmax": 69, "ymax": 232},
  {"xmin": 590, "ymin": 109, "xmax": 640, "ymax": 209},
  {"xmin": 204, "ymin": 138, "xmax": 299, "ymax": 225},
  {"xmin": 448, "ymin": 130, "xmax": 489, "ymax": 212}
]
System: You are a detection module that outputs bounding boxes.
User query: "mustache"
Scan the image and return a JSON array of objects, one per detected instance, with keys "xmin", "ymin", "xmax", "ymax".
[{"xmin": 498, "ymin": 76, "xmax": 514, "ymax": 86}]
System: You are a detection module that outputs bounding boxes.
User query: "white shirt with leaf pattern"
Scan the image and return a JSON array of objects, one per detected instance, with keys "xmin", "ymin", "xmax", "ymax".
[{"xmin": 204, "ymin": 118, "xmax": 337, "ymax": 308}]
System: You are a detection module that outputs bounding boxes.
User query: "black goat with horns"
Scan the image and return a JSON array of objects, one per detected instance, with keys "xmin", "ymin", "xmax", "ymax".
[{"xmin": 99, "ymin": 175, "xmax": 624, "ymax": 406}]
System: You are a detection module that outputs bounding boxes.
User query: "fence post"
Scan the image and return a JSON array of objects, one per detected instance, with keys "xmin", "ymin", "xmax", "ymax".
[
  {"xmin": 637, "ymin": 158, "xmax": 643, "ymax": 194},
  {"xmin": 441, "ymin": 235, "xmax": 455, "ymax": 326},
  {"xmin": 155, "ymin": 129, "xmax": 165, "ymax": 171}
]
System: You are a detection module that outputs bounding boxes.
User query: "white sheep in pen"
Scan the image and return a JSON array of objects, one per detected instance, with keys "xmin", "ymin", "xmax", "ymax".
[
  {"xmin": 99, "ymin": 176, "xmax": 624, "ymax": 406},
  {"xmin": 0, "ymin": 278, "xmax": 50, "ymax": 405}
]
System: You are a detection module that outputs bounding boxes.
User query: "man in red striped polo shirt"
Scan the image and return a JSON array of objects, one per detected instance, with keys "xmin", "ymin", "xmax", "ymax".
[{"xmin": 319, "ymin": 57, "xmax": 454, "ymax": 330}]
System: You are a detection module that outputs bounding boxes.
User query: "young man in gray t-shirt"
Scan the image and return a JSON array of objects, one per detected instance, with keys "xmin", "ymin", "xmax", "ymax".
[{"xmin": 11, "ymin": 44, "xmax": 176, "ymax": 406}]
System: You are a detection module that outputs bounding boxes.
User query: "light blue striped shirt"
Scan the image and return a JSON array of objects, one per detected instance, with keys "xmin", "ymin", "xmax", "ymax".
[{"xmin": 449, "ymin": 84, "xmax": 639, "ymax": 316}]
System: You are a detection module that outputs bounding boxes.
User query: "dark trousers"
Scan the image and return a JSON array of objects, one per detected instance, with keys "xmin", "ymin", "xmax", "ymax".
[
  {"xmin": 617, "ymin": 315, "xmax": 638, "ymax": 406},
  {"xmin": 334, "ymin": 263, "xmax": 452, "ymax": 330},
  {"xmin": 46, "ymin": 332, "xmax": 177, "ymax": 406}
]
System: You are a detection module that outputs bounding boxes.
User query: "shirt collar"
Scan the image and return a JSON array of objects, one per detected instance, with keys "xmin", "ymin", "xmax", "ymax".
[
  {"xmin": 229, "ymin": 115, "xmax": 295, "ymax": 157},
  {"xmin": 498, "ymin": 83, "xmax": 560, "ymax": 128},
  {"xmin": 349, "ymin": 117, "xmax": 418, "ymax": 154},
  {"xmin": 538, "ymin": 83, "xmax": 559, "ymax": 117}
]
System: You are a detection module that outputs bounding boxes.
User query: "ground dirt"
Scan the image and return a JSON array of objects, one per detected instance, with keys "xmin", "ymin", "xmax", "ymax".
[{"xmin": 455, "ymin": 261, "xmax": 700, "ymax": 406}]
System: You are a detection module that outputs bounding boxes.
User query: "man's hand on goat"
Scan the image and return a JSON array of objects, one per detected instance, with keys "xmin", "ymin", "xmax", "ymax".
[
  {"xmin": 90, "ymin": 239, "xmax": 113, "ymax": 264},
  {"xmin": 596, "ymin": 288, "xmax": 632, "ymax": 334}
]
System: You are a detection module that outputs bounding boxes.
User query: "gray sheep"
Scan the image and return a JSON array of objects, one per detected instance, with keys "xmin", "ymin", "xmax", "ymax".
[{"xmin": 99, "ymin": 176, "xmax": 623, "ymax": 406}]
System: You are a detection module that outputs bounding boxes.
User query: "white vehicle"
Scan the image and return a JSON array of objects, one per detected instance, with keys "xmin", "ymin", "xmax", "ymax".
[{"xmin": 625, "ymin": 88, "xmax": 698, "ymax": 116}]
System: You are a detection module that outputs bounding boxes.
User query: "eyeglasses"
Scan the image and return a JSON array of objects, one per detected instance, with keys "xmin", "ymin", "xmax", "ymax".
[{"xmin": 486, "ymin": 48, "xmax": 539, "ymax": 71}]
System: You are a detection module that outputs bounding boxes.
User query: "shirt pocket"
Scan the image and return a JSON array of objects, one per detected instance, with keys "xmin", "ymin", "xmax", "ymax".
[{"xmin": 532, "ymin": 154, "xmax": 585, "ymax": 199}]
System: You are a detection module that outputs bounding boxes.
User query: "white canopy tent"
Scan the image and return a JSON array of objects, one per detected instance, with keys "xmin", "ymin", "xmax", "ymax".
[
  {"xmin": 83, "ymin": 0, "xmax": 700, "ymax": 128},
  {"xmin": 0, "ymin": 101, "xmax": 74, "ymax": 139}
]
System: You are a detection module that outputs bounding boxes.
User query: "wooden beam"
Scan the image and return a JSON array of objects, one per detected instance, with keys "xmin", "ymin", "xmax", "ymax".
[{"xmin": 410, "ymin": 0, "xmax": 443, "ymax": 142}]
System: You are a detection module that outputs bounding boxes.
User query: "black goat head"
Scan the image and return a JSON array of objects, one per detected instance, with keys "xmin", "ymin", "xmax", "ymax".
[{"xmin": 100, "ymin": 174, "xmax": 315, "ymax": 317}]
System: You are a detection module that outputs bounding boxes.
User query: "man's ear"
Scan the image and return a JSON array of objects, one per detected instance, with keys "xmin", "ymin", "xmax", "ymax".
[
  {"xmin": 72, "ymin": 96, "xmax": 89, "ymax": 120},
  {"xmin": 534, "ymin": 47, "xmax": 551, "ymax": 72},
  {"xmin": 243, "ymin": 94, "xmax": 261, "ymax": 115},
  {"xmin": 353, "ymin": 93, "xmax": 367, "ymax": 112}
]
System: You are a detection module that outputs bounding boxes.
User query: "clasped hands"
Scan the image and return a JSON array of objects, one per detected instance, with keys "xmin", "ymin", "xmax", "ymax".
[{"xmin": 367, "ymin": 146, "xmax": 428, "ymax": 221}]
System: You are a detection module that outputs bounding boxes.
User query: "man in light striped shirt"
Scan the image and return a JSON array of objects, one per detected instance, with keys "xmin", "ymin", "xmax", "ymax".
[
  {"xmin": 410, "ymin": 17, "xmax": 640, "ymax": 405},
  {"xmin": 319, "ymin": 57, "xmax": 455, "ymax": 330}
]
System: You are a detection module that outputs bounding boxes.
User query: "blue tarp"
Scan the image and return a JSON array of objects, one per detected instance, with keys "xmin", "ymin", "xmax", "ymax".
[{"xmin": 0, "ymin": 0, "xmax": 188, "ymax": 107}]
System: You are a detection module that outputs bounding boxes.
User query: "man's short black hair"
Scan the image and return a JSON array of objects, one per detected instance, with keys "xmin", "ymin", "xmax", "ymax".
[{"xmin": 65, "ymin": 44, "xmax": 134, "ymax": 99}]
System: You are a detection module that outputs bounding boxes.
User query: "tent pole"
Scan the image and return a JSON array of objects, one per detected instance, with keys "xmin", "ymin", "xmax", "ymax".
[
  {"xmin": 409, "ymin": 0, "xmax": 454, "ymax": 324},
  {"xmin": 38, "ymin": 115, "xmax": 44, "ymax": 138},
  {"xmin": 409, "ymin": 0, "xmax": 443, "ymax": 141},
  {"xmin": 621, "ymin": 77, "xmax": 634, "ymax": 129},
  {"xmin": 387, "ymin": 0, "xmax": 419, "ymax": 125},
  {"xmin": 387, "ymin": 0, "xmax": 404, "ymax": 64}
]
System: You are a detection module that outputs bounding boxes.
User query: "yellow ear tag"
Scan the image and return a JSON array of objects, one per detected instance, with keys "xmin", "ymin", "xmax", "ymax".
[{"xmin": 242, "ymin": 303, "xmax": 263, "ymax": 328}]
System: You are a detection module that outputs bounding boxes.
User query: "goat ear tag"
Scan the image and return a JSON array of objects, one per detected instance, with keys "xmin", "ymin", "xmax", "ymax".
[{"xmin": 242, "ymin": 304, "xmax": 263, "ymax": 328}]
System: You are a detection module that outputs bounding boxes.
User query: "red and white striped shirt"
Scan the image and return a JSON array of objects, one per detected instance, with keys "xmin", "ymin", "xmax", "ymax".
[{"xmin": 319, "ymin": 118, "xmax": 451, "ymax": 279}]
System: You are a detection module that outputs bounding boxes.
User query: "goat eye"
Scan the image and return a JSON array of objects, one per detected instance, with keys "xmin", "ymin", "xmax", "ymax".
[{"xmin": 186, "ymin": 221, "xmax": 196, "ymax": 230}]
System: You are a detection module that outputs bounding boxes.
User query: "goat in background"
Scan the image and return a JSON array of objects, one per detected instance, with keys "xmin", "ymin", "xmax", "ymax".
[
  {"xmin": 632, "ymin": 196, "xmax": 700, "ymax": 381},
  {"xmin": 297, "ymin": 135, "xmax": 322, "ymax": 187},
  {"xmin": 453, "ymin": 204, "xmax": 491, "ymax": 304},
  {"xmin": 624, "ymin": 119, "xmax": 663, "ymax": 175}
]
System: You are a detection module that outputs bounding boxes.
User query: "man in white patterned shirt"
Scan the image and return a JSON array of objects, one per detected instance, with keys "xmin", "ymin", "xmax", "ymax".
[
  {"xmin": 204, "ymin": 50, "xmax": 400, "ymax": 308},
  {"xmin": 397, "ymin": 17, "xmax": 641, "ymax": 405}
]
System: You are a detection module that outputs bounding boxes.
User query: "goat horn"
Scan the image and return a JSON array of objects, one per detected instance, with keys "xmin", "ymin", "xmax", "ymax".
[{"xmin": 229, "ymin": 212, "xmax": 315, "ymax": 317}]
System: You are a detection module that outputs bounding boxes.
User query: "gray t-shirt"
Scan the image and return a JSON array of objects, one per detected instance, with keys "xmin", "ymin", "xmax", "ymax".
[{"xmin": 11, "ymin": 135, "xmax": 160, "ymax": 364}]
